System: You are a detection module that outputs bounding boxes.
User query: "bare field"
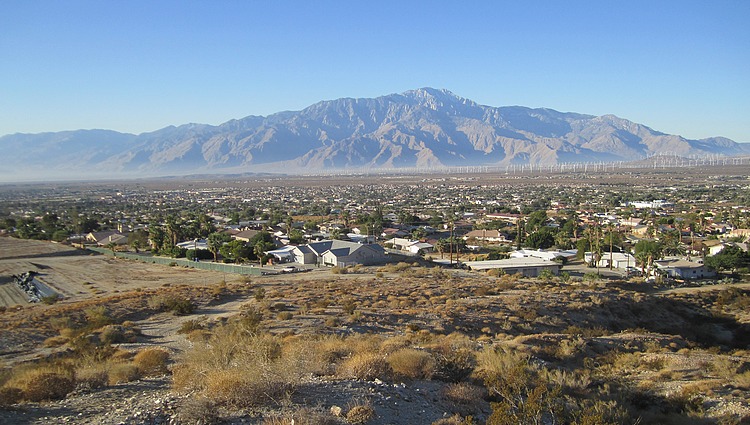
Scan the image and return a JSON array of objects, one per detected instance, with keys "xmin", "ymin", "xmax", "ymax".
[{"xmin": 0, "ymin": 237, "xmax": 224, "ymax": 308}]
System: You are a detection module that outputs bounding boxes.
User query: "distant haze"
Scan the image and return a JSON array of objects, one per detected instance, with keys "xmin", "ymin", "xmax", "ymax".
[{"xmin": 1, "ymin": 88, "xmax": 748, "ymax": 182}]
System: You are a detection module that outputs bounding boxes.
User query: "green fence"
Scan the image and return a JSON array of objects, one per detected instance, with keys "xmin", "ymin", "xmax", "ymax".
[{"xmin": 88, "ymin": 247, "xmax": 267, "ymax": 275}]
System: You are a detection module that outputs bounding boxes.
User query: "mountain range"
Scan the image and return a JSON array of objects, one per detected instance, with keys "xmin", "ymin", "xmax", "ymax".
[{"xmin": 2, "ymin": 88, "xmax": 748, "ymax": 180}]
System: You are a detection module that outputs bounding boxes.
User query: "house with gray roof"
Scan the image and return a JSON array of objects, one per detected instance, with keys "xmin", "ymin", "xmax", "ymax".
[{"xmin": 292, "ymin": 240, "xmax": 387, "ymax": 267}]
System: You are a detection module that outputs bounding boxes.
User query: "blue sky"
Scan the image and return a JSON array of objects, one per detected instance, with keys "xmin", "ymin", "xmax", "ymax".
[{"xmin": 2, "ymin": 1, "xmax": 749, "ymax": 141}]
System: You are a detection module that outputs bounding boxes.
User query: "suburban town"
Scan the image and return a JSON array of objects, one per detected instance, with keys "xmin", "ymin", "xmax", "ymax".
[{"xmin": 1, "ymin": 166, "xmax": 749, "ymax": 424}]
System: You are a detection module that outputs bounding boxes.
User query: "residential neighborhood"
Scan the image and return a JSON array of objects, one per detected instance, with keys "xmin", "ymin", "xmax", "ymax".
[{"xmin": 1, "ymin": 170, "xmax": 748, "ymax": 283}]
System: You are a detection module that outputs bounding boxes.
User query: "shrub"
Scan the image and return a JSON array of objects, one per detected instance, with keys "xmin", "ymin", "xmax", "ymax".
[
  {"xmin": 0, "ymin": 387, "xmax": 23, "ymax": 406},
  {"xmin": 387, "ymin": 348, "xmax": 435, "ymax": 380},
  {"xmin": 254, "ymin": 287, "xmax": 266, "ymax": 301},
  {"xmin": 99, "ymin": 325, "xmax": 126, "ymax": 344},
  {"xmin": 108, "ymin": 363, "xmax": 140, "ymax": 384},
  {"xmin": 342, "ymin": 298, "xmax": 358, "ymax": 315},
  {"xmin": 40, "ymin": 295, "xmax": 60, "ymax": 305},
  {"xmin": 75, "ymin": 366, "xmax": 109, "ymax": 390},
  {"xmin": 150, "ymin": 295, "xmax": 195, "ymax": 315},
  {"xmin": 277, "ymin": 311, "xmax": 293, "ymax": 320},
  {"xmin": 346, "ymin": 404, "xmax": 375, "ymax": 424},
  {"xmin": 172, "ymin": 326, "xmax": 306, "ymax": 408},
  {"xmin": 133, "ymin": 348, "xmax": 170, "ymax": 376},
  {"xmin": 178, "ymin": 397, "xmax": 221, "ymax": 425},
  {"xmin": 18, "ymin": 370, "xmax": 76, "ymax": 402},
  {"xmin": 338, "ymin": 352, "xmax": 392, "ymax": 381},
  {"xmin": 178, "ymin": 319, "xmax": 205, "ymax": 334},
  {"xmin": 84, "ymin": 306, "xmax": 112, "ymax": 329},
  {"xmin": 442, "ymin": 382, "xmax": 487, "ymax": 416}
]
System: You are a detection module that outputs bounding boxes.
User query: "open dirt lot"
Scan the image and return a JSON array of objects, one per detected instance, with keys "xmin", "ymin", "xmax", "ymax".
[{"xmin": 0, "ymin": 237, "xmax": 223, "ymax": 308}]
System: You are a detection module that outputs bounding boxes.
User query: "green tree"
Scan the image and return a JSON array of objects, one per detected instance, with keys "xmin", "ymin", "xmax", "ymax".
[
  {"xmin": 207, "ymin": 232, "xmax": 232, "ymax": 262},
  {"xmin": 288, "ymin": 229, "xmax": 305, "ymax": 245},
  {"xmin": 220, "ymin": 240, "xmax": 252, "ymax": 263},
  {"xmin": 634, "ymin": 240, "xmax": 663, "ymax": 278},
  {"xmin": 525, "ymin": 228, "xmax": 555, "ymax": 249},
  {"xmin": 148, "ymin": 225, "xmax": 167, "ymax": 252},
  {"xmin": 525, "ymin": 210, "xmax": 548, "ymax": 234},
  {"xmin": 705, "ymin": 245, "xmax": 749, "ymax": 274}
]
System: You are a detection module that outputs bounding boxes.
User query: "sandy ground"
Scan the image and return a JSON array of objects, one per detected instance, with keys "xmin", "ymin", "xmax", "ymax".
[{"xmin": 0, "ymin": 237, "xmax": 224, "ymax": 308}]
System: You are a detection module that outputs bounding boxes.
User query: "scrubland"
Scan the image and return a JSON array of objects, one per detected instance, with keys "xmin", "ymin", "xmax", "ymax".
[{"xmin": 1, "ymin": 254, "xmax": 749, "ymax": 424}]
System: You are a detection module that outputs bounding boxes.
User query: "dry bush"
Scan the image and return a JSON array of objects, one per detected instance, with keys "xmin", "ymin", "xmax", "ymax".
[
  {"xmin": 378, "ymin": 335, "xmax": 412, "ymax": 355},
  {"xmin": 442, "ymin": 382, "xmax": 487, "ymax": 415},
  {"xmin": 426, "ymin": 333, "xmax": 477, "ymax": 383},
  {"xmin": 108, "ymin": 363, "xmax": 140, "ymax": 384},
  {"xmin": 178, "ymin": 397, "xmax": 221, "ymax": 425},
  {"xmin": 432, "ymin": 414, "xmax": 475, "ymax": 425},
  {"xmin": 0, "ymin": 386, "xmax": 23, "ymax": 406},
  {"xmin": 346, "ymin": 404, "xmax": 376, "ymax": 424},
  {"xmin": 75, "ymin": 365, "xmax": 109, "ymax": 390},
  {"xmin": 83, "ymin": 306, "xmax": 113, "ymax": 329},
  {"xmin": 178, "ymin": 318, "xmax": 205, "ymax": 334},
  {"xmin": 173, "ymin": 324, "xmax": 308, "ymax": 408},
  {"xmin": 733, "ymin": 370, "xmax": 750, "ymax": 389},
  {"xmin": 338, "ymin": 352, "xmax": 392, "ymax": 381},
  {"xmin": 133, "ymin": 348, "xmax": 170, "ymax": 376},
  {"xmin": 386, "ymin": 348, "xmax": 435, "ymax": 380},
  {"xmin": 5, "ymin": 365, "xmax": 76, "ymax": 402},
  {"xmin": 262, "ymin": 407, "xmax": 342, "ymax": 425},
  {"xmin": 43, "ymin": 335, "xmax": 69, "ymax": 347}
]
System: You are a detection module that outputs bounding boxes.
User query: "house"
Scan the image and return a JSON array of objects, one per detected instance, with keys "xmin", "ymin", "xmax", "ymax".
[
  {"xmin": 485, "ymin": 213, "xmax": 522, "ymax": 224},
  {"xmin": 583, "ymin": 252, "xmax": 636, "ymax": 270},
  {"xmin": 391, "ymin": 238, "xmax": 415, "ymax": 251},
  {"xmin": 233, "ymin": 229, "xmax": 260, "ymax": 242},
  {"xmin": 292, "ymin": 240, "xmax": 387, "ymax": 266},
  {"xmin": 86, "ymin": 231, "xmax": 128, "ymax": 246},
  {"xmin": 265, "ymin": 246, "xmax": 297, "ymax": 263},
  {"xmin": 510, "ymin": 249, "xmax": 577, "ymax": 262},
  {"xmin": 390, "ymin": 238, "xmax": 434, "ymax": 254},
  {"xmin": 408, "ymin": 242, "xmax": 434, "ymax": 255},
  {"xmin": 463, "ymin": 229, "xmax": 509, "ymax": 243},
  {"xmin": 321, "ymin": 243, "xmax": 387, "ymax": 267},
  {"xmin": 729, "ymin": 229, "xmax": 750, "ymax": 241},
  {"xmin": 463, "ymin": 257, "xmax": 561, "ymax": 277},
  {"xmin": 654, "ymin": 258, "xmax": 716, "ymax": 280},
  {"xmin": 381, "ymin": 228, "xmax": 410, "ymax": 239},
  {"xmin": 707, "ymin": 241, "xmax": 749, "ymax": 256},
  {"xmin": 176, "ymin": 239, "xmax": 209, "ymax": 250}
]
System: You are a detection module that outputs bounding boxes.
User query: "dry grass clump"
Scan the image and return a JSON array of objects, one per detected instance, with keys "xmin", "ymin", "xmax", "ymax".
[
  {"xmin": 177, "ymin": 397, "xmax": 221, "ymax": 425},
  {"xmin": 75, "ymin": 364, "xmax": 109, "ymax": 390},
  {"xmin": 386, "ymin": 348, "xmax": 435, "ymax": 380},
  {"xmin": 346, "ymin": 403, "xmax": 376, "ymax": 424},
  {"xmin": 338, "ymin": 352, "xmax": 392, "ymax": 381},
  {"xmin": 133, "ymin": 348, "xmax": 170, "ymax": 376},
  {"xmin": 262, "ymin": 406, "xmax": 343, "ymax": 425},
  {"xmin": 107, "ymin": 363, "xmax": 140, "ymax": 384},
  {"xmin": 442, "ymin": 382, "xmax": 487, "ymax": 415},
  {"xmin": 173, "ymin": 323, "xmax": 307, "ymax": 408},
  {"xmin": 2, "ymin": 364, "xmax": 76, "ymax": 402}
]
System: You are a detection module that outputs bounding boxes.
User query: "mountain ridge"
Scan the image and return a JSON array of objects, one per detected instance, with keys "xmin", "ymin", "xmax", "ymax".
[{"xmin": 2, "ymin": 88, "xmax": 748, "ymax": 180}]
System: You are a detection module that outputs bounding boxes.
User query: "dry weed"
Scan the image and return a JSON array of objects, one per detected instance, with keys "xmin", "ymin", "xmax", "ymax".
[
  {"xmin": 133, "ymin": 348, "xmax": 170, "ymax": 376},
  {"xmin": 338, "ymin": 352, "xmax": 392, "ymax": 381},
  {"xmin": 386, "ymin": 348, "xmax": 435, "ymax": 380}
]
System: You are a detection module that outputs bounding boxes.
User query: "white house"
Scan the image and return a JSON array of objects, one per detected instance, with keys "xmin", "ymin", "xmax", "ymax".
[
  {"xmin": 510, "ymin": 249, "xmax": 577, "ymax": 262},
  {"xmin": 463, "ymin": 229, "xmax": 509, "ymax": 243},
  {"xmin": 654, "ymin": 258, "xmax": 716, "ymax": 280},
  {"xmin": 463, "ymin": 257, "xmax": 561, "ymax": 277},
  {"xmin": 583, "ymin": 252, "xmax": 636, "ymax": 270}
]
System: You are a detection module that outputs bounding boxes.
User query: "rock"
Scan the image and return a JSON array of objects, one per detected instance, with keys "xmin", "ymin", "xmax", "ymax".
[{"xmin": 330, "ymin": 405, "xmax": 343, "ymax": 416}]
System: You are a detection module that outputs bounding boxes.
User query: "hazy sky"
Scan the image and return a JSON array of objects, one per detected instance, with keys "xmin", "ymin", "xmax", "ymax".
[{"xmin": 2, "ymin": 1, "xmax": 749, "ymax": 141}]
